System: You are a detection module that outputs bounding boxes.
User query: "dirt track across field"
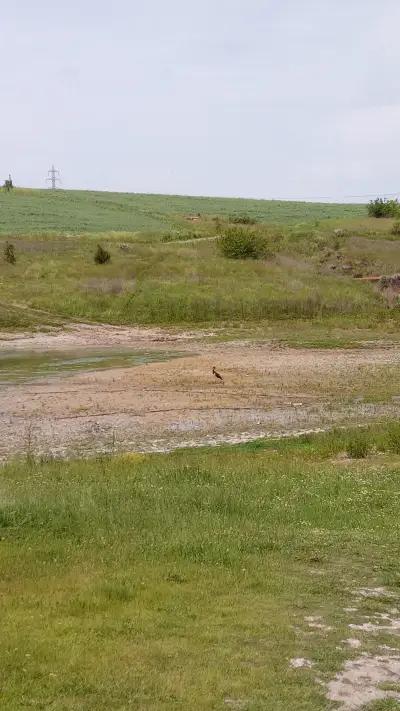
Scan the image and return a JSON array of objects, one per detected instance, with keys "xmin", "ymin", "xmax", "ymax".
[{"xmin": 1, "ymin": 324, "xmax": 400, "ymax": 460}]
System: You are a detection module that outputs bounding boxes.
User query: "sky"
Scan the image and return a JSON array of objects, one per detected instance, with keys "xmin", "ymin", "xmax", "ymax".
[{"xmin": 1, "ymin": 0, "xmax": 400, "ymax": 201}]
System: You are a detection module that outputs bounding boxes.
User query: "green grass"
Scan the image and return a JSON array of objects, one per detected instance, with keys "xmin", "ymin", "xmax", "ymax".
[
  {"xmin": 0, "ymin": 188, "xmax": 366, "ymax": 234},
  {"xmin": 1, "ymin": 424, "xmax": 400, "ymax": 709},
  {"xmin": 0, "ymin": 302, "xmax": 60, "ymax": 331},
  {"xmin": 207, "ymin": 316, "xmax": 400, "ymax": 349},
  {"xmin": 0, "ymin": 227, "xmax": 394, "ymax": 329},
  {"xmin": 1, "ymin": 189, "xmax": 400, "ymax": 334}
]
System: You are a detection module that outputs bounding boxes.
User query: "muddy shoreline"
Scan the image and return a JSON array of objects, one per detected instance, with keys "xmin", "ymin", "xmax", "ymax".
[{"xmin": 2, "ymin": 324, "xmax": 400, "ymax": 461}]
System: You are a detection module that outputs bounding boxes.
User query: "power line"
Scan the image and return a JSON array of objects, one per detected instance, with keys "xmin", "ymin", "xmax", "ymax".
[
  {"xmin": 272, "ymin": 190, "xmax": 400, "ymax": 202},
  {"xmin": 344, "ymin": 191, "xmax": 400, "ymax": 199},
  {"xmin": 46, "ymin": 165, "xmax": 61, "ymax": 189}
]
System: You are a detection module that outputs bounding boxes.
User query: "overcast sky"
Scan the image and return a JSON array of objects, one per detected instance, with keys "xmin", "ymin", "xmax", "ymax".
[{"xmin": 1, "ymin": 1, "xmax": 399, "ymax": 200}]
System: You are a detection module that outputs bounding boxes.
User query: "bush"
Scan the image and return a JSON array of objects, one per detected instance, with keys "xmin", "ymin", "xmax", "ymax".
[
  {"xmin": 392, "ymin": 221, "xmax": 400, "ymax": 235},
  {"xmin": 94, "ymin": 244, "xmax": 111, "ymax": 264},
  {"xmin": 218, "ymin": 227, "xmax": 271, "ymax": 260},
  {"xmin": 346, "ymin": 432, "xmax": 370, "ymax": 459},
  {"xmin": 4, "ymin": 242, "xmax": 16, "ymax": 264},
  {"xmin": 229, "ymin": 214, "xmax": 257, "ymax": 225},
  {"xmin": 368, "ymin": 198, "xmax": 400, "ymax": 218}
]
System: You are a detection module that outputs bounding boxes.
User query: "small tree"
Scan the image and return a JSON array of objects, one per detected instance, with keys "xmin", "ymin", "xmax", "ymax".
[
  {"xmin": 94, "ymin": 244, "xmax": 111, "ymax": 264},
  {"xmin": 3, "ymin": 175, "xmax": 13, "ymax": 192},
  {"xmin": 4, "ymin": 242, "xmax": 16, "ymax": 264},
  {"xmin": 368, "ymin": 197, "xmax": 400, "ymax": 218}
]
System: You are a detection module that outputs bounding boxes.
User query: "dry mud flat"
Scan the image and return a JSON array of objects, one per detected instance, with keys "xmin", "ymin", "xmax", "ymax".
[
  {"xmin": 0, "ymin": 322, "xmax": 207, "ymax": 352},
  {"xmin": 1, "ymin": 324, "xmax": 400, "ymax": 460}
]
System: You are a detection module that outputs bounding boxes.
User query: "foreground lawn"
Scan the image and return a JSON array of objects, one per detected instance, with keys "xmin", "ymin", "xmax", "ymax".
[{"xmin": 1, "ymin": 426, "xmax": 400, "ymax": 709}]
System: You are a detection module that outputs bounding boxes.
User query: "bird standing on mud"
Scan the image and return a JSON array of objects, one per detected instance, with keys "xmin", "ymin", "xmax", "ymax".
[{"xmin": 212, "ymin": 366, "xmax": 224, "ymax": 383}]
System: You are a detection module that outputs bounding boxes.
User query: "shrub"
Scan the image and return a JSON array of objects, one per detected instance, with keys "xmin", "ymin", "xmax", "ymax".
[
  {"xmin": 368, "ymin": 198, "xmax": 400, "ymax": 218},
  {"xmin": 4, "ymin": 242, "xmax": 16, "ymax": 264},
  {"xmin": 346, "ymin": 432, "xmax": 370, "ymax": 459},
  {"xmin": 94, "ymin": 244, "xmax": 111, "ymax": 264},
  {"xmin": 229, "ymin": 214, "xmax": 257, "ymax": 225},
  {"xmin": 218, "ymin": 227, "xmax": 271, "ymax": 260},
  {"xmin": 392, "ymin": 221, "xmax": 400, "ymax": 235}
]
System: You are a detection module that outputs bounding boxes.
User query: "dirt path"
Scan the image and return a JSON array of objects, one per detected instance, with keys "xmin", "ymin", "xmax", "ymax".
[{"xmin": 1, "ymin": 324, "xmax": 400, "ymax": 460}]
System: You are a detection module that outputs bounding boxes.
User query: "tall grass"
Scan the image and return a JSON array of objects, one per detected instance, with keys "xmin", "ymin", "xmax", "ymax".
[
  {"xmin": 1, "ymin": 424, "xmax": 400, "ymax": 709},
  {"xmin": 2, "ymin": 422, "xmax": 400, "ymax": 554},
  {"xmin": 0, "ymin": 232, "xmax": 389, "ymax": 327}
]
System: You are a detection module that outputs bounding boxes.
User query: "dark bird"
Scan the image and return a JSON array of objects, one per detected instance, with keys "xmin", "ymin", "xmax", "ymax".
[{"xmin": 212, "ymin": 366, "xmax": 224, "ymax": 383}]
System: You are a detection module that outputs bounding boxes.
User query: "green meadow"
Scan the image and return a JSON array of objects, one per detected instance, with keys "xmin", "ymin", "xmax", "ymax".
[
  {"xmin": 0, "ymin": 188, "xmax": 364, "ymax": 234},
  {"xmin": 1, "ymin": 424, "xmax": 400, "ymax": 709},
  {"xmin": 0, "ymin": 189, "xmax": 399, "ymax": 333}
]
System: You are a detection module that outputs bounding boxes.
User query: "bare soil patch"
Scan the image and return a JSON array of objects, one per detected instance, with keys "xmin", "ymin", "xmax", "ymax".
[
  {"xmin": 327, "ymin": 654, "xmax": 400, "ymax": 709},
  {"xmin": 2, "ymin": 323, "xmax": 400, "ymax": 460},
  {"xmin": 0, "ymin": 322, "xmax": 210, "ymax": 351}
]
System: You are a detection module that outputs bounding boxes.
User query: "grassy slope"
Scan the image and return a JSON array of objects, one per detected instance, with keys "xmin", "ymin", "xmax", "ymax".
[
  {"xmin": 1, "ymin": 222, "xmax": 399, "ymax": 330},
  {"xmin": 0, "ymin": 188, "xmax": 365, "ymax": 233},
  {"xmin": 0, "ymin": 188, "xmax": 399, "ymax": 334},
  {"xmin": 1, "ymin": 424, "xmax": 400, "ymax": 709}
]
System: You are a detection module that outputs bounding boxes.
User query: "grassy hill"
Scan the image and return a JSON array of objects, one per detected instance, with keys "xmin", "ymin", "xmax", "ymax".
[
  {"xmin": 1, "ymin": 187, "xmax": 399, "ymax": 335},
  {"xmin": 0, "ymin": 188, "xmax": 365, "ymax": 234},
  {"xmin": 0, "ymin": 228, "xmax": 386, "ymax": 328}
]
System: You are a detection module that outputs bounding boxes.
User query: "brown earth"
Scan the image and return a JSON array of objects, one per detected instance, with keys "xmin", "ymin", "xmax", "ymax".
[{"xmin": 1, "ymin": 324, "xmax": 400, "ymax": 460}]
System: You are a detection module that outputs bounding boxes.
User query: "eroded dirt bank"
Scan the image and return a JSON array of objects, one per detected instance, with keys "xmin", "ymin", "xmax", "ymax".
[{"xmin": 1, "ymin": 324, "xmax": 400, "ymax": 460}]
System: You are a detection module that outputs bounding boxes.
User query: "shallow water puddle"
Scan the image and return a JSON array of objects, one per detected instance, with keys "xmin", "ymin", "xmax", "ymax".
[{"xmin": 0, "ymin": 348, "xmax": 186, "ymax": 386}]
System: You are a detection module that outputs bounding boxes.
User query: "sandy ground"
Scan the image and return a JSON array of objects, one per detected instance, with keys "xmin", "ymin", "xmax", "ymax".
[{"xmin": 1, "ymin": 323, "xmax": 400, "ymax": 460}]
